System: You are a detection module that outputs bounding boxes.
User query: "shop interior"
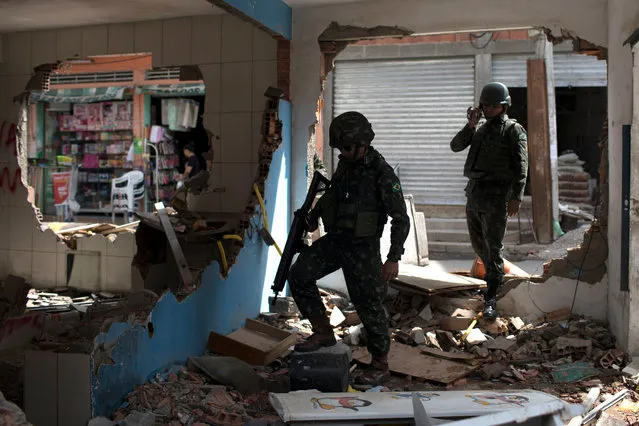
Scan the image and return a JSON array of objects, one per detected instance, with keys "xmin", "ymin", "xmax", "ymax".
[{"xmin": 24, "ymin": 55, "xmax": 209, "ymax": 226}]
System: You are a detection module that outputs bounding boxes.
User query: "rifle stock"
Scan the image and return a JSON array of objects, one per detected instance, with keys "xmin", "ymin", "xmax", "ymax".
[{"xmin": 271, "ymin": 171, "xmax": 331, "ymax": 305}]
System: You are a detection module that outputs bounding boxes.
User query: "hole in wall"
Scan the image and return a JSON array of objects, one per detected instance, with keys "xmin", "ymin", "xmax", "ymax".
[
  {"xmin": 16, "ymin": 53, "xmax": 211, "ymax": 232},
  {"xmin": 147, "ymin": 322, "xmax": 154, "ymax": 339},
  {"xmin": 312, "ymin": 22, "xmax": 609, "ymax": 282}
]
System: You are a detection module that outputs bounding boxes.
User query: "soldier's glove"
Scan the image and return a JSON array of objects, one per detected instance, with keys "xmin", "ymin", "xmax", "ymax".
[{"xmin": 294, "ymin": 209, "xmax": 318, "ymax": 232}]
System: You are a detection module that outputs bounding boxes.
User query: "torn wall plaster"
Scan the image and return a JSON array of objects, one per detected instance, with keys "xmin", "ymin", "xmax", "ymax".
[
  {"xmin": 542, "ymin": 27, "xmax": 608, "ymax": 60},
  {"xmin": 499, "ymin": 276, "xmax": 608, "ymax": 322},
  {"xmin": 543, "ymin": 223, "xmax": 608, "ymax": 284},
  {"xmin": 318, "ymin": 21, "xmax": 414, "ymax": 42},
  {"xmin": 318, "ymin": 22, "xmax": 414, "ymax": 79}
]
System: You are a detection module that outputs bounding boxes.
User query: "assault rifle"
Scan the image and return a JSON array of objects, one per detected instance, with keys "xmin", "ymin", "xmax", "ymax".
[{"xmin": 271, "ymin": 171, "xmax": 331, "ymax": 305}]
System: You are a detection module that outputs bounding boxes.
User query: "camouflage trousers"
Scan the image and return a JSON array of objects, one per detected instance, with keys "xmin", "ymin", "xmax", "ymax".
[
  {"xmin": 466, "ymin": 190, "xmax": 509, "ymax": 299},
  {"xmin": 288, "ymin": 234, "xmax": 390, "ymax": 356}
]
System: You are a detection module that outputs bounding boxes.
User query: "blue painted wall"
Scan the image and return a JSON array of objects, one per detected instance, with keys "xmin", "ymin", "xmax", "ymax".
[
  {"xmin": 216, "ymin": 0, "xmax": 292, "ymax": 40},
  {"xmin": 92, "ymin": 101, "xmax": 292, "ymax": 417}
]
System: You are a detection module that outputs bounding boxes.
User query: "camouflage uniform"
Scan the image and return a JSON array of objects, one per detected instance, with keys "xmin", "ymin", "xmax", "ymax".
[
  {"xmin": 450, "ymin": 114, "xmax": 528, "ymax": 300},
  {"xmin": 289, "ymin": 146, "xmax": 410, "ymax": 356}
]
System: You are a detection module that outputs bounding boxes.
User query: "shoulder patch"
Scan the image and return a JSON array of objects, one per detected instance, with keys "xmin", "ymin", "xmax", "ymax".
[{"xmin": 392, "ymin": 182, "xmax": 402, "ymax": 193}]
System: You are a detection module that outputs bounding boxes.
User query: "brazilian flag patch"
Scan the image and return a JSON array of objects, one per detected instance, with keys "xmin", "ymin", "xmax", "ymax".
[{"xmin": 392, "ymin": 182, "xmax": 402, "ymax": 193}]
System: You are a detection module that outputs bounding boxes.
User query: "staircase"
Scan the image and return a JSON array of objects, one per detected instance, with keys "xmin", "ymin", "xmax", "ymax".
[{"xmin": 422, "ymin": 198, "xmax": 535, "ymax": 259}]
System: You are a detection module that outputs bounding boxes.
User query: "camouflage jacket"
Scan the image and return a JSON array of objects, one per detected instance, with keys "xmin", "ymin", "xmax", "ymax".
[
  {"xmin": 310, "ymin": 147, "xmax": 410, "ymax": 262},
  {"xmin": 450, "ymin": 114, "xmax": 528, "ymax": 201}
]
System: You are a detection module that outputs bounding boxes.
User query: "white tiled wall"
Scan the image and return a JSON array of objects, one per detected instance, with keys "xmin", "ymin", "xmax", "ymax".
[{"xmin": 0, "ymin": 13, "xmax": 278, "ymax": 290}]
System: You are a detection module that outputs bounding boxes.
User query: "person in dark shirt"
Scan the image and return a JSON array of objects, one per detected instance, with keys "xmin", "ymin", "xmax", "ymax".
[{"xmin": 181, "ymin": 142, "xmax": 206, "ymax": 180}]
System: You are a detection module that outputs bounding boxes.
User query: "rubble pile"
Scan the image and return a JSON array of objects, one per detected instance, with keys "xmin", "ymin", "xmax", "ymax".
[
  {"xmin": 109, "ymin": 364, "xmax": 278, "ymax": 426},
  {"xmin": 254, "ymin": 287, "xmax": 639, "ymax": 422},
  {"xmin": 0, "ymin": 283, "xmax": 158, "ymax": 410},
  {"xmin": 558, "ymin": 151, "xmax": 594, "ymax": 210}
]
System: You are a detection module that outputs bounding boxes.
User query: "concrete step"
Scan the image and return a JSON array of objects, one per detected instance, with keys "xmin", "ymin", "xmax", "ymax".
[
  {"xmin": 425, "ymin": 217, "xmax": 532, "ymax": 232},
  {"xmin": 429, "ymin": 229, "xmax": 471, "ymax": 243},
  {"xmin": 428, "ymin": 241, "xmax": 476, "ymax": 256},
  {"xmin": 428, "ymin": 229, "xmax": 522, "ymax": 244},
  {"xmin": 429, "ymin": 230, "xmax": 522, "ymax": 253}
]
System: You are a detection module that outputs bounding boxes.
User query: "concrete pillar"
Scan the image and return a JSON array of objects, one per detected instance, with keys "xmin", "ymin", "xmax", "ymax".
[
  {"xmin": 607, "ymin": 0, "xmax": 636, "ymax": 353},
  {"xmin": 628, "ymin": 42, "xmax": 639, "ymax": 355},
  {"xmin": 474, "ymin": 54, "xmax": 492, "ymax": 104},
  {"xmin": 534, "ymin": 34, "xmax": 559, "ymax": 234}
]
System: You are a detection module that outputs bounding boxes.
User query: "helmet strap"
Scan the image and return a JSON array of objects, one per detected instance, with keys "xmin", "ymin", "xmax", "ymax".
[{"xmin": 351, "ymin": 143, "xmax": 366, "ymax": 162}]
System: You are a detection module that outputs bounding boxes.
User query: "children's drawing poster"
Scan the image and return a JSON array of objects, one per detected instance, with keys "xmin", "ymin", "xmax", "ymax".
[{"xmin": 269, "ymin": 390, "xmax": 564, "ymax": 422}]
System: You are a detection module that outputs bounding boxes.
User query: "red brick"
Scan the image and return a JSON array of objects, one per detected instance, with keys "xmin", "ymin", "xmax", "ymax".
[{"xmin": 509, "ymin": 29, "xmax": 530, "ymax": 40}]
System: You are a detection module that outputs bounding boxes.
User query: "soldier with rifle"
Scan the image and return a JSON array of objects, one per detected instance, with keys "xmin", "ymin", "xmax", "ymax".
[{"xmin": 286, "ymin": 111, "xmax": 410, "ymax": 386}]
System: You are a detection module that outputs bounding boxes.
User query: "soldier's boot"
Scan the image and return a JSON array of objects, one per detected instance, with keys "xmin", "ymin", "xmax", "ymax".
[
  {"xmin": 482, "ymin": 281, "xmax": 499, "ymax": 320},
  {"xmin": 294, "ymin": 316, "xmax": 336, "ymax": 352},
  {"xmin": 483, "ymin": 297, "xmax": 498, "ymax": 320},
  {"xmin": 354, "ymin": 354, "xmax": 390, "ymax": 386}
]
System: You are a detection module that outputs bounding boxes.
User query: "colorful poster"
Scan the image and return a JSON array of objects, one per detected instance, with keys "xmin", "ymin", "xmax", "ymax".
[
  {"xmin": 86, "ymin": 103, "xmax": 103, "ymax": 131},
  {"xmin": 102, "ymin": 102, "xmax": 116, "ymax": 130},
  {"xmin": 51, "ymin": 172, "xmax": 72, "ymax": 205},
  {"xmin": 73, "ymin": 104, "xmax": 88, "ymax": 130},
  {"xmin": 115, "ymin": 102, "xmax": 132, "ymax": 129}
]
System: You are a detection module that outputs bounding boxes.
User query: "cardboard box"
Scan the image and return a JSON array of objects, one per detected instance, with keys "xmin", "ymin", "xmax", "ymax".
[{"xmin": 208, "ymin": 319, "xmax": 297, "ymax": 365}]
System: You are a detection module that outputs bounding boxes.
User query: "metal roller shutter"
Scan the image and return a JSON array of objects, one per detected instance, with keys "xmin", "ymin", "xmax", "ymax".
[
  {"xmin": 332, "ymin": 57, "xmax": 475, "ymax": 205},
  {"xmin": 492, "ymin": 52, "xmax": 607, "ymax": 87}
]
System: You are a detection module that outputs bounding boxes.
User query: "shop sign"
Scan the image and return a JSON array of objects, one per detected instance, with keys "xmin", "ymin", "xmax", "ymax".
[
  {"xmin": 30, "ymin": 87, "xmax": 129, "ymax": 103},
  {"xmin": 51, "ymin": 171, "xmax": 72, "ymax": 205},
  {"xmin": 136, "ymin": 83, "xmax": 206, "ymax": 97}
]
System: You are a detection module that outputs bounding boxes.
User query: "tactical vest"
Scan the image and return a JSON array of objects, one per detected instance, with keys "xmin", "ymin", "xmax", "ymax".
[
  {"xmin": 464, "ymin": 118, "xmax": 518, "ymax": 182},
  {"xmin": 317, "ymin": 154, "xmax": 387, "ymax": 238}
]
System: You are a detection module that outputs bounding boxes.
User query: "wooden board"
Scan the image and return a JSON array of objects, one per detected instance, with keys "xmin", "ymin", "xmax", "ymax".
[
  {"xmin": 156, "ymin": 203, "xmax": 192, "ymax": 288},
  {"xmin": 420, "ymin": 347, "xmax": 482, "ymax": 365},
  {"xmin": 208, "ymin": 319, "xmax": 297, "ymax": 365},
  {"xmin": 352, "ymin": 341, "xmax": 480, "ymax": 384},
  {"xmin": 390, "ymin": 264, "xmax": 486, "ymax": 295},
  {"xmin": 527, "ymin": 58, "xmax": 553, "ymax": 244}
]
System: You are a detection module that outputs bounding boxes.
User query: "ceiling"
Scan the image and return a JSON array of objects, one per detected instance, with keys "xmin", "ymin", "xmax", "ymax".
[
  {"xmin": 0, "ymin": 0, "xmax": 219, "ymax": 32},
  {"xmin": 0, "ymin": 0, "xmax": 371, "ymax": 32}
]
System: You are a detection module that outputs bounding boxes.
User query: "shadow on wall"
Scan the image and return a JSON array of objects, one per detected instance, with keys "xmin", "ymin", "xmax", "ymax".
[{"xmin": 91, "ymin": 101, "xmax": 291, "ymax": 418}]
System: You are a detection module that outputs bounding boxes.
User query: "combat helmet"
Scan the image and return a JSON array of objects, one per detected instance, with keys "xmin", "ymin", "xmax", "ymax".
[
  {"xmin": 329, "ymin": 111, "xmax": 375, "ymax": 149},
  {"xmin": 480, "ymin": 82, "xmax": 512, "ymax": 107}
]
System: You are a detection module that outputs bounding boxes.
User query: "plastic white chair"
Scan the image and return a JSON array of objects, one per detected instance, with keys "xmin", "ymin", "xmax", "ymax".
[{"xmin": 111, "ymin": 170, "xmax": 145, "ymax": 222}]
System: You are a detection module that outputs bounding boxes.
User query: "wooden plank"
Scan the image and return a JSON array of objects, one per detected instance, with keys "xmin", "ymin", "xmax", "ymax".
[
  {"xmin": 390, "ymin": 265, "xmax": 486, "ymax": 296},
  {"xmin": 245, "ymin": 318, "xmax": 293, "ymax": 340},
  {"xmin": 208, "ymin": 320, "xmax": 297, "ymax": 366},
  {"xmin": 208, "ymin": 331, "xmax": 267, "ymax": 365},
  {"xmin": 420, "ymin": 346, "xmax": 481, "ymax": 364},
  {"xmin": 155, "ymin": 203, "xmax": 192, "ymax": 288},
  {"xmin": 527, "ymin": 58, "xmax": 554, "ymax": 244},
  {"xmin": 100, "ymin": 221, "xmax": 140, "ymax": 235},
  {"xmin": 353, "ymin": 341, "xmax": 480, "ymax": 384},
  {"xmin": 228, "ymin": 328, "xmax": 280, "ymax": 351}
]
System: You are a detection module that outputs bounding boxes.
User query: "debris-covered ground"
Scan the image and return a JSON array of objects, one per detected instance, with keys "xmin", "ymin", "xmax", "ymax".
[
  {"xmin": 0, "ymin": 275, "xmax": 159, "ymax": 416},
  {"xmin": 79, "ymin": 284, "xmax": 639, "ymax": 425},
  {"xmin": 259, "ymin": 286, "xmax": 639, "ymax": 425},
  {"xmin": 2, "ymin": 261, "xmax": 637, "ymax": 425}
]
